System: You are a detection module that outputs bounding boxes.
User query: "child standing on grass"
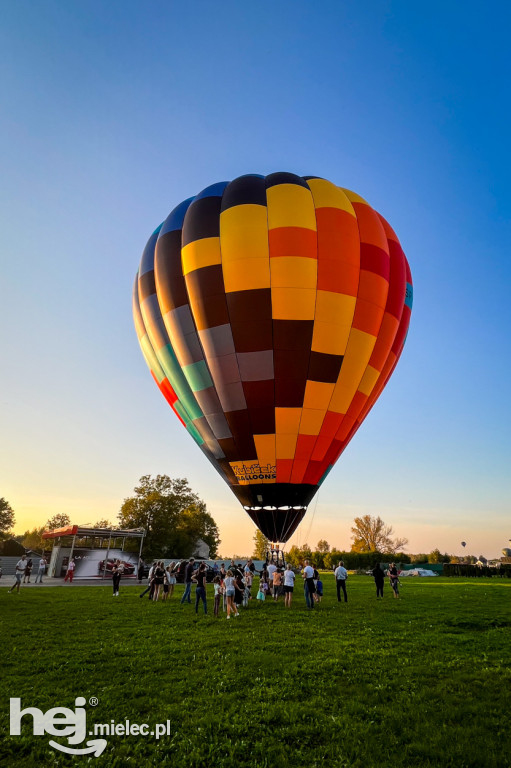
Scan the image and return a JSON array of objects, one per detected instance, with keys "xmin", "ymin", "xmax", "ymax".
[
  {"xmin": 315, "ymin": 575, "xmax": 323, "ymax": 602},
  {"xmin": 256, "ymin": 576, "xmax": 265, "ymax": 602},
  {"xmin": 213, "ymin": 576, "xmax": 222, "ymax": 617}
]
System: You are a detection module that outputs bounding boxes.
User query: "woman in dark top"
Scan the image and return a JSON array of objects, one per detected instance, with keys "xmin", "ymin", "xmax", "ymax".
[
  {"xmin": 389, "ymin": 563, "xmax": 400, "ymax": 598},
  {"xmin": 23, "ymin": 558, "xmax": 33, "ymax": 583},
  {"xmin": 112, "ymin": 560, "xmax": 123, "ymax": 596},
  {"xmin": 234, "ymin": 572, "xmax": 244, "ymax": 608},
  {"xmin": 152, "ymin": 561, "xmax": 165, "ymax": 602},
  {"xmin": 193, "ymin": 562, "xmax": 208, "ymax": 614},
  {"xmin": 372, "ymin": 563, "xmax": 385, "ymax": 599}
]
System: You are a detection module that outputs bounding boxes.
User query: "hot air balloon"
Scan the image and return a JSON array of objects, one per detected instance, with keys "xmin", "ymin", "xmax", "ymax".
[
  {"xmin": 461, "ymin": 542, "xmax": 467, "ymax": 548},
  {"xmin": 133, "ymin": 173, "xmax": 413, "ymax": 543}
]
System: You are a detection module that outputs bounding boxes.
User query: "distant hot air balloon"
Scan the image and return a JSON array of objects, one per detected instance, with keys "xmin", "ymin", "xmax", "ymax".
[
  {"xmin": 461, "ymin": 541, "xmax": 467, "ymax": 548},
  {"xmin": 133, "ymin": 173, "xmax": 413, "ymax": 542}
]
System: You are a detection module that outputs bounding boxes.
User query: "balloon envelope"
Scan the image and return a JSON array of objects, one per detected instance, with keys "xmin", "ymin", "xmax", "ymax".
[{"xmin": 133, "ymin": 173, "xmax": 413, "ymax": 541}]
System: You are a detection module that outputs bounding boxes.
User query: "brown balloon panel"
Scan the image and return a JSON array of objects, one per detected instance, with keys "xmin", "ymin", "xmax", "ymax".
[{"xmin": 134, "ymin": 173, "xmax": 413, "ymax": 544}]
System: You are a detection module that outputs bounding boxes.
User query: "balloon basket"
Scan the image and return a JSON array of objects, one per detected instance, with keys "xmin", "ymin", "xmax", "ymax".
[{"xmin": 265, "ymin": 544, "xmax": 286, "ymax": 569}]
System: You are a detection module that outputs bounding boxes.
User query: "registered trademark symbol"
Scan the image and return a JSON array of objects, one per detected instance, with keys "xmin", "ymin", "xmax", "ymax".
[{"xmin": 89, "ymin": 696, "xmax": 98, "ymax": 706}]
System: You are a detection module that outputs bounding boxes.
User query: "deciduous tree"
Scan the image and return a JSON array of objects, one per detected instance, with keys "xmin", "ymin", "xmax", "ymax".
[
  {"xmin": 45, "ymin": 513, "xmax": 71, "ymax": 531},
  {"xmin": 252, "ymin": 530, "xmax": 269, "ymax": 560},
  {"xmin": 0, "ymin": 497, "xmax": 15, "ymax": 539},
  {"xmin": 21, "ymin": 527, "xmax": 45, "ymax": 551},
  {"xmin": 351, "ymin": 515, "xmax": 408, "ymax": 553},
  {"xmin": 118, "ymin": 475, "xmax": 219, "ymax": 559}
]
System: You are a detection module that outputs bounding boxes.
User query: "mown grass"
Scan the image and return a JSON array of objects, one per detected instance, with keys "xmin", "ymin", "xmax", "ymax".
[{"xmin": 1, "ymin": 576, "xmax": 510, "ymax": 767}]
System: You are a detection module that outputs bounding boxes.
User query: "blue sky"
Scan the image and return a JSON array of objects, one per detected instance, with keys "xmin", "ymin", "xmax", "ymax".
[{"xmin": 1, "ymin": 1, "xmax": 509, "ymax": 558}]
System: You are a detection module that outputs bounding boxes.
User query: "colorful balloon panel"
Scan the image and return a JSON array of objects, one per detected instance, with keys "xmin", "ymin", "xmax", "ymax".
[{"xmin": 133, "ymin": 173, "xmax": 413, "ymax": 542}]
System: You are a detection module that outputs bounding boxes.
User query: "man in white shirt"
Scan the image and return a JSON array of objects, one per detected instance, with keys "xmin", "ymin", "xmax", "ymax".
[
  {"xmin": 302, "ymin": 560, "xmax": 316, "ymax": 609},
  {"xmin": 34, "ymin": 556, "xmax": 47, "ymax": 584},
  {"xmin": 334, "ymin": 560, "xmax": 348, "ymax": 603},
  {"xmin": 283, "ymin": 564, "xmax": 296, "ymax": 608},
  {"xmin": 267, "ymin": 562, "xmax": 277, "ymax": 589},
  {"xmin": 9, "ymin": 555, "xmax": 27, "ymax": 593}
]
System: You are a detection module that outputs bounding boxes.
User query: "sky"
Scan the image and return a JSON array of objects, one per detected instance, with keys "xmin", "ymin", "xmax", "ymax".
[{"xmin": 1, "ymin": 0, "xmax": 509, "ymax": 559}]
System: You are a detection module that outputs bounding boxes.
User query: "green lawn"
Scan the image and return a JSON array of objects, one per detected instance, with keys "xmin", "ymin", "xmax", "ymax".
[{"xmin": 1, "ymin": 576, "xmax": 510, "ymax": 767}]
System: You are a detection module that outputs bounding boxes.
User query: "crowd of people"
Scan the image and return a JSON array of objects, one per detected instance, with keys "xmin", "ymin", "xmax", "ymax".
[
  {"xmin": 132, "ymin": 557, "xmax": 401, "ymax": 616},
  {"xmin": 4, "ymin": 552, "xmax": 402, "ymax": 605}
]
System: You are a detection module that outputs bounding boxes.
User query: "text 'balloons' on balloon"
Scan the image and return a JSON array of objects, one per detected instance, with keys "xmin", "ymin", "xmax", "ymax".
[{"xmin": 133, "ymin": 173, "xmax": 413, "ymax": 542}]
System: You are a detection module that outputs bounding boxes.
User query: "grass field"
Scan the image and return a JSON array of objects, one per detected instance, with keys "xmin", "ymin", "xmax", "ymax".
[{"xmin": 1, "ymin": 575, "xmax": 510, "ymax": 767}]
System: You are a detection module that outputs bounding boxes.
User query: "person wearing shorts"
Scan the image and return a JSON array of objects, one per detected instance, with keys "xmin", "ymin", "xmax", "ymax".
[
  {"xmin": 223, "ymin": 570, "xmax": 239, "ymax": 619},
  {"xmin": 283, "ymin": 564, "xmax": 295, "ymax": 608},
  {"xmin": 9, "ymin": 555, "xmax": 27, "ymax": 593}
]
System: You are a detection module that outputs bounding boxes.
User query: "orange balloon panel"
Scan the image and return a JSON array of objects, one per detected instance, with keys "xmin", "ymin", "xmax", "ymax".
[{"xmin": 133, "ymin": 173, "xmax": 413, "ymax": 541}]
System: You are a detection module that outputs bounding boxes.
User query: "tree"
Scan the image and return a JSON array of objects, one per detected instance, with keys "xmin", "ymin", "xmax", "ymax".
[
  {"xmin": 0, "ymin": 497, "xmax": 15, "ymax": 539},
  {"xmin": 93, "ymin": 519, "xmax": 112, "ymax": 528},
  {"xmin": 252, "ymin": 530, "xmax": 269, "ymax": 559},
  {"xmin": 316, "ymin": 539, "xmax": 330, "ymax": 553},
  {"xmin": 45, "ymin": 513, "xmax": 71, "ymax": 531},
  {"xmin": 428, "ymin": 549, "xmax": 450, "ymax": 564},
  {"xmin": 21, "ymin": 527, "xmax": 46, "ymax": 551},
  {"xmin": 351, "ymin": 515, "xmax": 408, "ymax": 553},
  {"xmin": 118, "ymin": 475, "xmax": 220, "ymax": 559}
]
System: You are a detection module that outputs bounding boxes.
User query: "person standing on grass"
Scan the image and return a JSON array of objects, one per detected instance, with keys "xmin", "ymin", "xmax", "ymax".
[
  {"xmin": 283, "ymin": 564, "xmax": 295, "ymax": 608},
  {"xmin": 165, "ymin": 563, "xmax": 177, "ymax": 599},
  {"xmin": 112, "ymin": 560, "xmax": 123, "ymax": 597},
  {"xmin": 273, "ymin": 568, "xmax": 283, "ymax": 600},
  {"xmin": 152, "ymin": 561, "xmax": 165, "ymax": 601},
  {"xmin": 8, "ymin": 555, "xmax": 27, "ymax": 593},
  {"xmin": 213, "ymin": 576, "xmax": 222, "ymax": 617},
  {"xmin": 267, "ymin": 560, "xmax": 277, "ymax": 592},
  {"xmin": 315, "ymin": 574, "xmax": 324, "ymax": 602},
  {"xmin": 224, "ymin": 570, "xmax": 239, "ymax": 619},
  {"xmin": 180, "ymin": 558, "xmax": 195, "ymax": 604},
  {"xmin": 302, "ymin": 560, "xmax": 316, "ymax": 609},
  {"xmin": 139, "ymin": 561, "xmax": 156, "ymax": 599},
  {"xmin": 334, "ymin": 561, "xmax": 348, "ymax": 603},
  {"xmin": 137, "ymin": 557, "xmax": 145, "ymax": 584},
  {"xmin": 234, "ymin": 570, "xmax": 244, "ymax": 611},
  {"xmin": 256, "ymin": 574, "xmax": 266, "ymax": 603},
  {"xmin": 389, "ymin": 563, "xmax": 400, "ymax": 598},
  {"xmin": 372, "ymin": 563, "xmax": 385, "ymax": 599},
  {"xmin": 243, "ymin": 571, "xmax": 252, "ymax": 607},
  {"xmin": 193, "ymin": 562, "xmax": 208, "ymax": 615},
  {"xmin": 64, "ymin": 557, "xmax": 75, "ymax": 583},
  {"xmin": 34, "ymin": 556, "xmax": 47, "ymax": 584}
]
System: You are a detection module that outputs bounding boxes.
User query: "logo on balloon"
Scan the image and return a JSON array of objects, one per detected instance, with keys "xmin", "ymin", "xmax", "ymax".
[{"xmin": 231, "ymin": 463, "xmax": 277, "ymax": 483}]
